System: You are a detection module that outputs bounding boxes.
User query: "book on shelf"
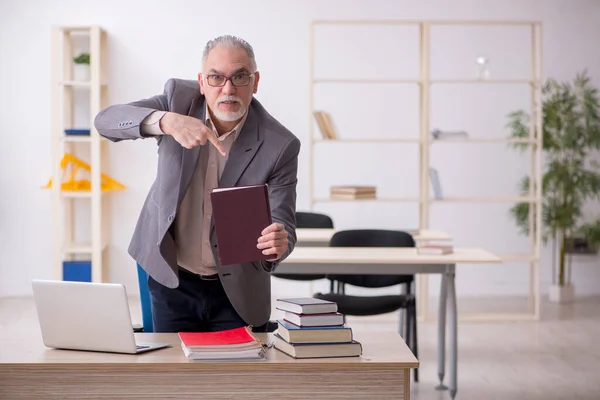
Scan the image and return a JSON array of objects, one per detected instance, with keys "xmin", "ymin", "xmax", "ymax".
[
  {"xmin": 284, "ymin": 311, "xmax": 345, "ymax": 327},
  {"xmin": 274, "ymin": 333, "xmax": 362, "ymax": 359},
  {"xmin": 429, "ymin": 168, "xmax": 443, "ymax": 199},
  {"xmin": 330, "ymin": 185, "xmax": 376, "ymax": 199},
  {"xmin": 417, "ymin": 244, "xmax": 453, "ymax": 255},
  {"xmin": 276, "ymin": 319, "xmax": 353, "ymax": 344},
  {"xmin": 430, "ymin": 129, "xmax": 469, "ymax": 140},
  {"xmin": 178, "ymin": 326, "xmax": 266, "ymax": 361},
  {"xmin": 313, "ymin": 111, "xmax": 337, "ymax": 140},
  {"xmin": 210, "ymin": 184, "xmax": 272, "ymax": 266},
  {"xmin": 275, "ymin": 297, "xmax": 338, "ymax": 314}
]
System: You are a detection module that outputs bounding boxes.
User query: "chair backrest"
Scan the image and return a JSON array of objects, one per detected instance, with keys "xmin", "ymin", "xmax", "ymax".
[
  {"xmin": 296, "ymin": 211, "xmax": 334, "ymax": 229},
  {"xmin": 328, "ymin": 229, "xmax": 415, "ymax": 288},
  {"xmin": 329, "ymin": 229, "xmax": 415, "ymax": 248},
  {"xmin": 136, "ymin": 263, "xmax": 154, "ymax": 332}
]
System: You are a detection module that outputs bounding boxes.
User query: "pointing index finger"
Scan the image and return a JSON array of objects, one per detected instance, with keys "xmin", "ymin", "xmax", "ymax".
[{"xmin": 205, "ymin": 128, "xmax": 227, "ymax": 156}]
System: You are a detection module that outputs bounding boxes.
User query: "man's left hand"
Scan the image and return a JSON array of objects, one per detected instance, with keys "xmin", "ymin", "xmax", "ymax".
[{"xmin": 257, "ymin": 223, "xmax": 288, "ymax": 261}]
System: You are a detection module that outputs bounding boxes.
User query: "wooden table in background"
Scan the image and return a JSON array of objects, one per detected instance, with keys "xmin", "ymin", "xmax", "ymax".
[
  {"xmin": 294, "ymin": 228, "xmax": 455, "ymax": 344},
  {"xmin": 0, "ymin": 332, "xmax": 418, "ymax": 400},
  {"xmin": 296, "ymin": 228, "xmax": 453, "ymax": 247}
]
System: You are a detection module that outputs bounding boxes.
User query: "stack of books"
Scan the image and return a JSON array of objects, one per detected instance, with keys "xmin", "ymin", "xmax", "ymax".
[
  {"xmin": 178, "ymin": 326, "xmax": 266, "ymax": 361},
  {"xmin": 330, "ymin": 185, "xmax": 376, "ymax": 200},
  {"xmin": 274, "ymin": 298, "xmax": 362, "ymax": 359},
  {"xmin": 417, "ymin": 244, "xmax": 454, "ymax": 255}
]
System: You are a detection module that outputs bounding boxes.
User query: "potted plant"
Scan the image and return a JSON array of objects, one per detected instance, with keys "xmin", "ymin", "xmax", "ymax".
[
  {"xmin": 506, "ymin": 70, "xmax": 600, "ymax": 303},
  {"xmin": 73, "ymin": 52, "xmax": 90, "ymax": 81}
]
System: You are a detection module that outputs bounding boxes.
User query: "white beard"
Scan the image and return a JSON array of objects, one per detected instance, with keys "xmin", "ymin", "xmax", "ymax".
[{"xmin": 214, "ymin": 96, "xmax": 247, "ymax": 122}]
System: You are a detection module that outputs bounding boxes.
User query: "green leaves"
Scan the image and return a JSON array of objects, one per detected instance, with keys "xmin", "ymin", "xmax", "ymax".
[
  {"xmin": 73, "ymin": 53, "xmax": 90, "ymax": 65},
  {"xmin": 507, "ymin": 70, "xmax": 600, "ymax": 275}
]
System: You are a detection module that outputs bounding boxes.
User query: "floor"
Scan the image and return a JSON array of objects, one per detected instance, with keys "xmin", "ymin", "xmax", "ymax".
[{"xmin": 1, "ymin": 295, "xmax": 600, "ymax": 400}]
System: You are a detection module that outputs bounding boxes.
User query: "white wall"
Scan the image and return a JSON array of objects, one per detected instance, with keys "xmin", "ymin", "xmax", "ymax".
[{"xmin": 1, "ymin": 0, "xmax": 599, "ymax": 300}]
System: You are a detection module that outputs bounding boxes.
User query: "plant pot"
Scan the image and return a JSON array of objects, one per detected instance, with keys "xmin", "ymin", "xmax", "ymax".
[
  {"xmin": 73, "ymin": 64, "xmax": 90, "ymax": 82},
  {"xmin": 548, "ymin": 284, "xmax": 575, "ymax": 304}
]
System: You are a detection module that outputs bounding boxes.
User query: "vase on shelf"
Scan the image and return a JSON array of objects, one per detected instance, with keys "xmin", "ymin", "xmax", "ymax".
[
  {"xmin": 548, "ymin": 284, "xmax": 575, "ymax": 304},
  {"xmin": 476, "ymin": 56, "xmax": 490, "ymax": 80},
  {"xmin": 73, "ymin": 63, "xmax": 90, "ymax": 82}
]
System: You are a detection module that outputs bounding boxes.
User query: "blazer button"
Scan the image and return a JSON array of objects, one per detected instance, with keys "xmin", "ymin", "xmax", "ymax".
[
  {"xmin": 168, "ymin": 215, "xmax": 174, "ymax": 222},
  {"xmin": 156, "ymin": 242, "xmax": 160, "ymax": 246}
]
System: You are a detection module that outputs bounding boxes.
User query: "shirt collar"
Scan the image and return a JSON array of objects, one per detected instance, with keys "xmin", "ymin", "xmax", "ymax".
[{"xmin": 204, "ymin": 102, "xmax": 248, "ymax": 142}]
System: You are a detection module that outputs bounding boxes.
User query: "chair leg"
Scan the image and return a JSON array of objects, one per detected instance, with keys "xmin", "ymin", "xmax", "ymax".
[
  {"xmin": 411, "ymin": 301, "xmax": 419, "ymax": 383},
  {"xmin": 404, "ymin": 305, "xmax": 412, "ymax": 356}
]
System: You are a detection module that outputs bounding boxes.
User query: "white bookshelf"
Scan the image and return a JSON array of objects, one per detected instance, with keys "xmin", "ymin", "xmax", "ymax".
[
  {"xmin": 307, "ymin": 20, "xmax": 543, "ymax": 321},
  {"xmin": 51, "ymin": 26, "xmax": 111, "ymax": 283}
]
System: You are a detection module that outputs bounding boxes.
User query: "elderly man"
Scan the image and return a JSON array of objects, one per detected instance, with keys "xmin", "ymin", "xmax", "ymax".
[{"xmin": 94, "ymin": 35, "xmax": 300, "ymax": 332}]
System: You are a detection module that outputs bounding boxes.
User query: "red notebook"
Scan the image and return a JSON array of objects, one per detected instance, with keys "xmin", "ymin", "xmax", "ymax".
[
  {"xmin": 178, "ymin": 326, "xmax": 257, "ymax": 348},
  {"xmin": 210, "ymin": 184, "xmax": 273, "ymax": 266}
]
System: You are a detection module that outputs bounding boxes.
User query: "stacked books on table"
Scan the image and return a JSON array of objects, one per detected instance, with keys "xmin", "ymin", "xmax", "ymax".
[
  {"xmin": 274, "ymin": 297, "xmax": 362, "ymax": 359},
  {"xmin": 417, "ymin": 244, "xmax": 453, "ymax": 255},
  {"xmin": 330, "ymin": 185, "xmax": 376, "ymax": 200},
  {"xmin": 178, "ymin": 326, "xmax": 266, "ymax": 361}
]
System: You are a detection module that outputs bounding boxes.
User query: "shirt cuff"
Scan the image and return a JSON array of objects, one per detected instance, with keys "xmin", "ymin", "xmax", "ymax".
[{"xmin": 141, "ymin": 111, "xmax": 167, "ymax": 135}]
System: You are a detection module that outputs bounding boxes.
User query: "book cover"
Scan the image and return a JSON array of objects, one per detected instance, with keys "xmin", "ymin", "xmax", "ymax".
[
  {"xmin": 274, "ymin": 334, "xmax": 362, "ymax": 359},
  {"xmin": 275, "ymin": 297, "xmax": 338, "ymax": 314},
  {"xmin": 178, "ymin": 326, "xmax": 257, "ymax": 348},
  {"xmin": 417, "ymin": 244, "xmax": 453, "ymax": 255},
  {"xmin": 276, "ymin": 320, "xmax": 353, "ymax": 344},
  {"xmin": 210, "ymin": 184, "xmax": 273, "ymax": 266},
  {"xmin": 284, "ymin": 311, "xmax": 345, "ymax": 327}
]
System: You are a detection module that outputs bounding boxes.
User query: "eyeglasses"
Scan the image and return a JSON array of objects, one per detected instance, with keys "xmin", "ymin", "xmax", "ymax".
[{"xmin": 205, "ymin": 73, "xmax": 254, "ymax": 87}]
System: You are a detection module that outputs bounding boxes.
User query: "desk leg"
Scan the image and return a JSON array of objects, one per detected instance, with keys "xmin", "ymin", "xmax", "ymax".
[
  {"xmin": 436, "ymin": 271, "xmax": 448, "ymax": 391},
  {"xmin": 447, "ymin": 264, "xmax": 458, "ymax": 399},
  {"xmin": 398, "ymin": 283, "xmax": 406, "ymax": 338}
]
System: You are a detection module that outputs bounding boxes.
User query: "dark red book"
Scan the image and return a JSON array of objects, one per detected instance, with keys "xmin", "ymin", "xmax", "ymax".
[{"xmin": 210, "ymin": 184, "xmax": 273, "ymax": 266}]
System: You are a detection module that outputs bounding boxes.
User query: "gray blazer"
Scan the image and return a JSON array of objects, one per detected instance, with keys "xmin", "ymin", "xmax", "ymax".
[{"xmin": 94, "ymin": 78, "xmax": 301, "ymax": 326}]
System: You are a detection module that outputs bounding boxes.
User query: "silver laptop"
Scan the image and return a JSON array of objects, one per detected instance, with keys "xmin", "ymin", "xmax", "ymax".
[{"xmin": 32, "ymin": 279, "xmax": 170, "ymax": 354}]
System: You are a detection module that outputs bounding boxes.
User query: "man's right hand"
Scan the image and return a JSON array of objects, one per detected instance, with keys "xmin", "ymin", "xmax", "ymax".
[{"xmin": 159, "ymin": 112, "xmax": 226, "ymax": 156}]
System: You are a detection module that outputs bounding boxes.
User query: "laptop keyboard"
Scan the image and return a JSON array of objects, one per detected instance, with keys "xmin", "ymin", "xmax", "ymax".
[{"xmin": 136, "ymin": 345, "xmax": 150, "ymax": 350}]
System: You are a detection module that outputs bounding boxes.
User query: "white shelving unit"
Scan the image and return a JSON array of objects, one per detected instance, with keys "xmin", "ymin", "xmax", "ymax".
[
  {"xmin": 308, "ymin": 20, "xmax": 543, "ymax": 321},
  {"xmin": 51, "ymin": 26, "xmax": 111, "ymax": 283}
]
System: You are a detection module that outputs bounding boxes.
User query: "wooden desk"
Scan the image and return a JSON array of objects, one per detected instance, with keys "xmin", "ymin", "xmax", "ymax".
[
  {"xmin": 0, "ymin": 332, "xmax": 418, "ymax": 400},
  {"xmin": 296, "ymin": 228, "xmax": 452, "ymax": 247},
  {"xmin": 277, "ymin": 247, "xmax": 501, "ymax": 399}
]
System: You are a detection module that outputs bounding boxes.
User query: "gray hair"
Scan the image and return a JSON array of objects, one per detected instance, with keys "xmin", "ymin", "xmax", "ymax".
[{"xmin": 202, "ymin": 35, "xmax": 257, "ymax": 72}]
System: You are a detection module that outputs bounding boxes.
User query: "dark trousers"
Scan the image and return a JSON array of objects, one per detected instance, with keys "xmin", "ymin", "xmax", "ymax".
[{"xmin": 148, "ymin": 267, "xmax": 268, "ymax": 333}]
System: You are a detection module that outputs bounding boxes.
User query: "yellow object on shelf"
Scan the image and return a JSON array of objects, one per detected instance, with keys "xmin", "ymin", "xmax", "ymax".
[{"xmin": 44, "ymin": 153, "xmax": 126, "ymax": 192}]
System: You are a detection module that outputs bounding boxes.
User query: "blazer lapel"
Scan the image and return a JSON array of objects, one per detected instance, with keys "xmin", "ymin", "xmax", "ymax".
[{"xmin": 218, "ymin": 105, "xmax": 263, "ymax": 189}]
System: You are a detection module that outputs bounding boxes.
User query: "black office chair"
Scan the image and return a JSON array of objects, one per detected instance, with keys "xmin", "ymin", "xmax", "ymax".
[
  {"xmin": 313, "ymin": 229, "xmax": 419, "ymax": 382},
  {"xmin": 295, "ymin": 211, "xmax": 334, "ymax": 230},
  {"xmin": 271, "ymin": 211, "xmax": 334, "ymax": 282}
]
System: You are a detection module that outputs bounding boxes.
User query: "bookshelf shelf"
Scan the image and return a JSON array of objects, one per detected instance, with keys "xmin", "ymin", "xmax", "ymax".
[
  {"xmin": 498, "ymin": 254, "xmax": 538, "ymax": 262},
  {"xmin": 308, "ymin": 19, "xmax": 543, "ymax": 322},
  {"xmin": 63, "ymin": 242, "xmax": 108, "ymax": 255},
  {"xmin": 431, "ymin": 196, "xmax": 536, "ymax": 203},
  {"xmin": 314, "ymin": 197, "xmax": 421, "ymax": 203},
  {"xmin": 430, "ymin": 79, "xmax": 536, "ymax": 84},
  {"xmin": 313, "ymin": 79, "xmax": 420, "ymax": 84},
  {"xmin": 61, "ymin": 136, "xmax": 109, "ymax": 143},
  {"xmin": 314, "ymin": 138, "xmax": 420, "ymax": 143},
  {"xmin": 430, "ymin": 138, "xmax": 537, "ymax": 144}
]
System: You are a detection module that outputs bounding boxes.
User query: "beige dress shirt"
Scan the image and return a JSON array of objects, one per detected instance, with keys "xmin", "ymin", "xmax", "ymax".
[{"xmin": 141, "ymin": 106, "xmax": 248, "ymax": 275}]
